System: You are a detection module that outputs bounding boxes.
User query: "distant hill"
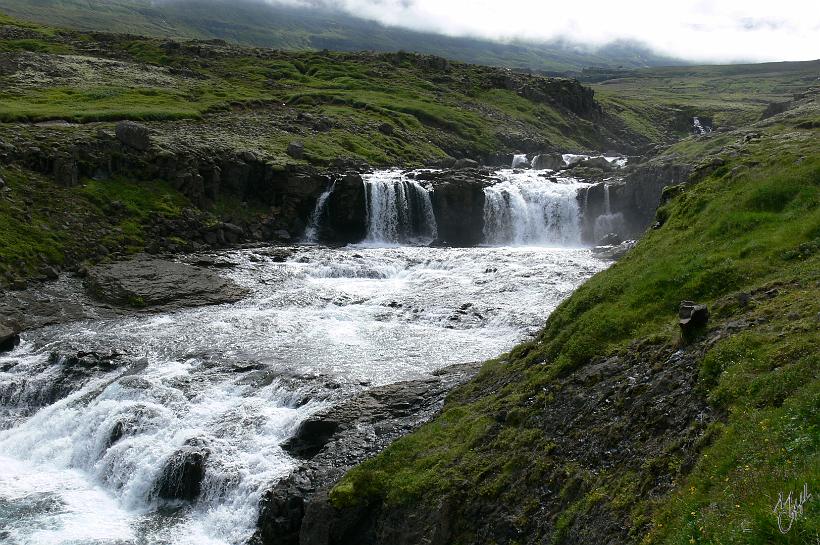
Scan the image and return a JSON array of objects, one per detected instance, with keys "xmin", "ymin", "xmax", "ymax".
[{"xmin": 0, "ymin": 0, "xmax": 683, "ymax": 72}]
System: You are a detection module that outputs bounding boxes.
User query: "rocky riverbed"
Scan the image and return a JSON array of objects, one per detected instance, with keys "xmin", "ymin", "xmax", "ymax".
[{"xmin": 0, "ymin": 244, "xmax": 608, "ymax": 545}]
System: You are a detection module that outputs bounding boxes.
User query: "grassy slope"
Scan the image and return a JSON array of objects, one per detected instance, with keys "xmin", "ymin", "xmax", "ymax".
[
  {"xmin": 593, "ymin": 61, "xmax": 820, "ymax": 141},
  {"xmin": 0, "ymin": 0, "xmax": 681, "ymax": 72},
  {"xmin": 330, "ymin": 103, "xmax": 820, "ymax": 543},
  {"xmin": 0, "ymin": 11, "xmax": 625, "ymax": 160}
]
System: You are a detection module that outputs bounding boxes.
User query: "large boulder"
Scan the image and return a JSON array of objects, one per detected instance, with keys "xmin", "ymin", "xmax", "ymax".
[
  {"xmin": 85, "ymin": 257, "xmax": 248, "ymax": 309},
  {"xmin": 452, "ymin": 158, "xmax": 479, "ymax": 169},
  {"xmin": 287, "ymin": 141, "xmax": 305, "ymax": 160},
  {"xmin": 155, "ymin": 438, "xmax": 210, "ymax": 502},
  {"xmin": 115, "ymin": 121, "xmax": 151, "ymax": 151},
  {"xmin": 0, "ymin": 323, "xmax": 20, "ymax": 353},
  {"xmin": 531, "ymin": 153, "xmax": 564, "ymax": 170}
]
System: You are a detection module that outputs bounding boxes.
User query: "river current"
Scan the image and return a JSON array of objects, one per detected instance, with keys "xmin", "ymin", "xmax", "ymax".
[{"xmin": 0, "ymin": 168, "xmax": 612, "ymax": 545}]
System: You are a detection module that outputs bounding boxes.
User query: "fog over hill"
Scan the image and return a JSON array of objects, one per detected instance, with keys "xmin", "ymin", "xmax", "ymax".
[{"xmin": 0, "ymin": 0, "xmax": 686, "ymax": 72}]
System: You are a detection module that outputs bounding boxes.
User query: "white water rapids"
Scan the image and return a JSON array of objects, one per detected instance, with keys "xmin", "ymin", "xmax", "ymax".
[{"xmin": 0, "ymin": 244, "xmax": 608, "ymax": 545}]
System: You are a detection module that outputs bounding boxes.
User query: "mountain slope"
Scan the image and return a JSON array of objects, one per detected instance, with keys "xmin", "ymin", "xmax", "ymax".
[
  {"xmin": 297, "ymin": 98, "xmax": 820, "ymax": 544},
  {"xmin": 0, "ymin": 0, "xmax": 682, "ymax": 72}
]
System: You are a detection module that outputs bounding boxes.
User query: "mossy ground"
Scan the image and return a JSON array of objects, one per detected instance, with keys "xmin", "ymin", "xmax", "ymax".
[
  {"xmin": 330, "ymin": 105, "xmax": 820, "ymax": 544},
  {"xmin": 0, "ymin": 164, "xmax": 192, "ymax": 279}
]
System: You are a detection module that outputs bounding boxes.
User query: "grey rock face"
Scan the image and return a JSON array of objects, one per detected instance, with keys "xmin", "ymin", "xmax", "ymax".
[
  {"xmin": 84, "ymin": 257, "xmax": 248, "ymax": 309},
  {"xmin": 0, "ymin": 323, "xmax": 20, "ymax": 353},
  {"xmin": 254, "ymin": 362, "xmax": 480, "ymax": 545},
  {"xmin": 115, "ymin": 121, "xmax": 151, "ymax": 151},
  {"xmin": 288, "ymin": 141, "xmax": 305, "ymax": 159},
  {"xmin": 531, "ymin": 153, "xmax": 564, "ymax": 170},
  {"xmin": 453, "ymin": 158, "xmax": 479, "ymax": 169}
]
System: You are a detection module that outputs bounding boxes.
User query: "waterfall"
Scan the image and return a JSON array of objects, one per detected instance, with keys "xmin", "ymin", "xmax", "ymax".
[
  {"xmin": 511, "ymin": 154, "xmax": 529, "ymax": 169},
  {"xmin": 482, "ymin": 171, "xmax": 584, "ymax": 246},
  {"xmin": 693, "ymin": 117, "xmax": 712, "ymax": 135},
  {"xmin": 592, "ymin": 184, "xmax": 626, "ymax": 242},
  {"xmin": 303, "ymin": 183, "xmax": 335, "ymax": 242},
  {"xmin": 363, "ymin": 171, "xmax": 438, "ymax": 245}
]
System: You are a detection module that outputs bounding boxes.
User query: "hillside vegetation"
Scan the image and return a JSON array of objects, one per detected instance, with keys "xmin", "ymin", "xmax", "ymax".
[
  {"xmin": 325, "ymin": 98, "xmax": 820, "ymax": 544},
  {"xmin": 0, "ymin": 0, "xmax": 681, "ymax": 73}
]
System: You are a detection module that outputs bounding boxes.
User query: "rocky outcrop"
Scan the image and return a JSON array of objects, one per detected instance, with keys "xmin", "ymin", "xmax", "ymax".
[
  {"xmin": 0, "ymin": 323, "xmax": 20, "ymax": 353},
  {"xmin": 115, "ymin": 121, "xmax": 151, "ymax": 151},
  {"xmin": 531, "ymin": 153, "xmax": 563, "ymax": 170},
  {"xmin": 155, "ymin": 438, "xmax": 211, "ymax": 502},
  {"xmin": 411, "ymin": 169, "xmax": 493, "ymax": 246},
  {"xmin": 84, "ymin": 257, "xmax": 248, "ymax": 309},
  {"xmin": 254, "ymin": 362, "xmax": 480, "ymax": 545},
  {"xmin": 295, "ymin": 335, "xmax": 719, "ymax": 545},
  {"xmin": 322, "ymin": 173, "xmax": 367, "ymax": 243}
]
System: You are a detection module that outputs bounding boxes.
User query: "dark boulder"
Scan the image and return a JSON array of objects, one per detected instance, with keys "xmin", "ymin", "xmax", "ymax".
[
  {"xmin": 155, "ymin": 438, "xmax": 210, "ymax": 502},
  {"xmin": 578, "ymin": 156, "xmax": 612, "ymax": 171},
  {"xmin": 679, "ymin": 301, "xmax": 709, "ymax": 340},
  {"xmin": 377, "ymin": 123, "xmax": 394, "ymax": 135},
  {"xmin": 531, "ymin": 153, "xmax": 564, "ymax": 170},
  {"xmin": 453, "ymin": 158, "xmax": 479, "ymax": 169},
  {"xmin": 0, "ymin": 324, "xmax": 20, "ymax": 353},
  {"xmin": 85, "ymin": 257, "xmax": 248, "ymax": 309},
  {"xmin": 282, "ymin": 419, "xmax": 341, "ymax": 459},
  {"xmin": 115, "ymin": 121, "xmax": 151, "ymax": 151},
  {"xmin": 287, "ymin": 141, "xmax": 305, "ymax": 160}
]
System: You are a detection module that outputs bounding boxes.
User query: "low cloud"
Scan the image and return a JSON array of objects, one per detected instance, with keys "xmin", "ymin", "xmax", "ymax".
[{"xmin": 271, "ymin": 0, "xmax": 820, "ymax": 63}]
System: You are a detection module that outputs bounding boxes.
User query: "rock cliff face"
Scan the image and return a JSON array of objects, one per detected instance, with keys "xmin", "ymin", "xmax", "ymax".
[{"xmin": 253, "ymin": 363, "xmax": 481, "ymax": 545}]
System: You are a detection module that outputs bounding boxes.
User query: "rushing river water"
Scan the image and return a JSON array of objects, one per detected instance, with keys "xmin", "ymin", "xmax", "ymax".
[{"xmin": 0, "ymin": 168, "xmax": 612, "ymax": 545}]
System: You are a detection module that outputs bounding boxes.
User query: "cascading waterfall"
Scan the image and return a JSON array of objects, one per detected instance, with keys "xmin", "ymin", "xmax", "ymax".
[
  {"xmin": 511, "ymin": 154, "xmax": 529, "ymax": 168},
  {"xmin": 363, "ymin": 171, "xmax": 438, "ymax": 245},
  {"xmin": 693, "ymin": 116, "xmax": 712, "ymax": 135},
  {"xmin": 482, "ymin": 170, "xmax": 585, "ymax": 246},
  {"xmin": 592, "ymin": 183, "xmax": 626, "ymax": 242},
  {"xmin": 303, "ymin": 183, "xmax": 335, "ymax": 242}
]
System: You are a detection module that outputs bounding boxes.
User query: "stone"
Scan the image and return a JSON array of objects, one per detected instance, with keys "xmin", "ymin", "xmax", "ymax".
[
  {"xmin": 578, "ymin": 156, "xmax": 612, "ymax": 171},
  {"xmin": 0, "ymin": 324, "xmax": 20, "ymax": 353},
  {"xmin": 453, "ymin": 158, "xmax": 479, "ymax": 169},
  {"xmin": 53, "ymin": 154, "xmax": 79, "ymax": 187},
  {"xmin": 115, "ymin": 121, "xmax": 151, "ymax": 151},
  {"xmin": 378, "ymin": 122, "xmax": 394, "ymax": 135},
  {"xmin": 85, "ymin": 257, "xmax": 248, "ymax": 309},
  {"xmin": 531, "ymin": 153, "xmax": 564, "ymax": 170},
  {"xmin": 679, "ymin": 301, "xmax": 709, "ymax": 339},
  {"xmin": 155, "ymin": 438, "xmax": 210, "ymax": 502},
  {"xmin": 598, "ymin": 232, "xmax": 622, "ymax": 246},
  {"xmin": 287, "ymin": 141, "xmax": 305, "ymax": 159}
]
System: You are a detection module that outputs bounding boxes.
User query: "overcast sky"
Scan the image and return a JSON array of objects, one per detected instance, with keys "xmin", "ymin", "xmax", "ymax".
[{"xmin": 273, "ymin": 0, "xmax": 820, "ymax": 63}]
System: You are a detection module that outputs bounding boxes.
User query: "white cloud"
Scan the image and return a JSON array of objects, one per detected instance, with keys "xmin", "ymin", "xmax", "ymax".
[{"xmin": 272, "ymin": 0, "xmax": 820, "ymax": 62}]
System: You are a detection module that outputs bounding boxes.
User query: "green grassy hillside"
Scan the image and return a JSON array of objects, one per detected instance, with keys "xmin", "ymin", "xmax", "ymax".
[
  {"xmin": 327, "ymin": 98, "xmax": 820, "ymax": 544},
  {"xmin": 0, "ymin": 0, "xmax": 682, "ymax": 73}
]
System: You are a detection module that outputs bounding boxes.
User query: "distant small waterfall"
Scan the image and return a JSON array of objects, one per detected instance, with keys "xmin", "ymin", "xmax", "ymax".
[
  {"xmin": 303, "ymin": 183, "xmax": 335, "ymax": 242},
  {"xmin": 592, "ymin": 184, "xmax": 625, "ymax": 242},
  {"xmin": 511, "ymin": 154, "xmax": 529, "ymax": 168},
  {"xmin": 363, "ymin": 171, "xmax": 438, "ymax": 245},
  {"xmin": 693, "ymin": 117, "xmax": 712, "ymax": 135},
  {"xmin": 482, "ymin": 171, "xmax": 584, "ymax": 246}
]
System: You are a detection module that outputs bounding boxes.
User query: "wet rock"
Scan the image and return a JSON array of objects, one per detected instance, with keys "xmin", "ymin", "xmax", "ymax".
[
  {"xmin": 578, "ymin": 156, "xmax": 612, "ymax": 171},
  {"xmin": 679, "ymin": 301, "xmax": 709, "ymax": 340},
  {"xmin": 324, "ymin": 173, "xmax": 367, "ymax": 243},
  {"xmin": 0, "ymin": 324, "xmax": 20, "ymax": 353},
  {"xmin": 85, "ymin": 257, "xmax": 248, "ymax": 309},
  {"xmin": 453, "ymin": 158, "xmax": 479, "ymax": 169},
  {"xmin": 592, "ymin": 240, "xmax": 636, "ymax": 261},
  {"xmin": 53, "ymin": 153, "xmax": 78, "ymax": 187},
  {"xmin": 283, "ymin": 419, "xmax": 341, "ymax": 459},
  {"xmin": 115, "ymin": 121, "xmax": 151, "ymax": 151},
  {"xmin": 155, "ymin": 438, "xmax": 210, "ymax": 502},
  {"xmin": 255, "ymin": 362, "xmax": 481, "ymax": 545},
  {"xmin": 597, "ymin": 232, "xmax": 622, "ymax": 246},
  {"xmin": 287, "ymin": 141, "xmax": 305, "ymax": 160},
  {"xmin": 531, "ymin": 153, "xmax": 564, "ymax": 170}
]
